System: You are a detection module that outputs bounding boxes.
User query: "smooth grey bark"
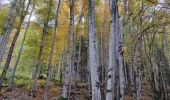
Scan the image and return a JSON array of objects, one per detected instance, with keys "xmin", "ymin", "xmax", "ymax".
[
  {"xmin": 0, "ymin": 35, "xmax": 3, "ymax": 47},
  {"xmin": 57, "ymin": 48, "xmax": 64, "ymax": 77},
  {"xmin": 57, "ymin": 48, "xmax": 64, "ymax": 83},
  {"xmin": 119, "ymin": 0, "xmax": 127, "ymax": 99},
  {"xmin": 43, "ymin": 0, "xmax": 61, "ymax": 99},
  {"xmin": 70, "ymin": 36, "xmax": 77, "ymax": 82},
  {"xmin": 8, "ymin": 3, "xmax": 35, "ymax": 91},
  {"xmin": 129, "ymin": 16, "xmax": 135, "ymax": 86},
  {"xmin": 0, "ymin": 0, "xmax": 31, "ymax": 90},
  {"xmin": 115, "ymin": 4, "xmax": 119, "ymax": 100},
  {"xmin": 101, "ymin": 0, "xmax": 108, "ymax": 99},
  {"xmin": 118, "ymin": 13, "xmax": 125, "ymax": 100},
  {"xmin": 77, "ymin": 36, "xmax": 82, "ymax": 80},
  {"xmin": 88, "ymin": 0, "xmax": 101, "ymax": 100},
  {"xmin": 100, "ymin": 25, "xmax": 103, "ymax": 81},
  {"xmin": 31, "ymin": 0, "xmax": 52, "ymax": 96},
  {"xmin": 134, "ymin": 38, "xmax": 142, "ymax": 100},
  {"xmin": 106, "ymin": 0, "xmax": 118, "ymax": 100},
  {"xmin": 62, "ymin": 0, "xmax": 74, "ymax": 98}
]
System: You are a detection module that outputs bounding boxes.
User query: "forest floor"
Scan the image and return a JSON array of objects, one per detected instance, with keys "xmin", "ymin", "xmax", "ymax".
[
  {"xmin": 0, "ymin": 83, "xmax": 63, "ymax": 100},
  {"xmin": 0, "ymin": 81, "xmax": 169, "ymax": 100}
]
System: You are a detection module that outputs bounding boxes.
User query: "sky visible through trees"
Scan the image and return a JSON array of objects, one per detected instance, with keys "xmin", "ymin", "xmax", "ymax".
[{"xmin": 0, "ymin": 0, "xmax": 169, "ymax": 100}]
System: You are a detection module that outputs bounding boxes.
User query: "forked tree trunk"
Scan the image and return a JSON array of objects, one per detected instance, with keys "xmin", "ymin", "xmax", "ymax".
[
  {"xmin": 88, "ymin": 0, "xmax": 101, "ymax": 99},
  {"xmin": 43, "ymin": 0, "xmax": 61, "ymax": 99},
  {"xmin": 31, "ymin": 0, "xmax": 52, "ymax": 96},
  {"xmin": 62, "ymin": 0, "xmax": 74, "ymax": 98},
  {"xmin": 0, "ymin": 0, "xmax": 31, "ymax": 90},
  {"xmin": 8, "ymin": 2, "xmax": 35, "ymax": 91},
  {"xmin": 106, "ymin": 0, "xmax": 118, "ymax": 99}
]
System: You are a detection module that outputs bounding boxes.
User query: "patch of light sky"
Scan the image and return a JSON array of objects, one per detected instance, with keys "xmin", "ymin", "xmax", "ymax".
[
  {"xmin": 0, "ymin": 0, "xmax": 36, "ymax": 21},
  {"xmin": 1, "ymin": 0, "xmax": 167, "ymax": 22},
  {"xmin": 0, "ymin": 0, "xmax": 11, "ymax": 4},
  {"xmin": 155, "ymin": 0, "xmax": 166, "ymax": 10}
]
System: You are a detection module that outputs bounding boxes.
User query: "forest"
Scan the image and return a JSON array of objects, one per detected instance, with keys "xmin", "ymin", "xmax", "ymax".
[{"xmin": 0, "ymin": 0, "xmax": 170, "ymax": 100}]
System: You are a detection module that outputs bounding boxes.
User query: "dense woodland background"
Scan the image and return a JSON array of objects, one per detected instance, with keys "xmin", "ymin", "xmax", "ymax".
[{"xmin": 0, "ymin": 0, "xmax": 170, "ymax": 100}]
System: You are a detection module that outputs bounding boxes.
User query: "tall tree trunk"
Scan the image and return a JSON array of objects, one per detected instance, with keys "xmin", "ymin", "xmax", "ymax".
[
  {"xmin": 0, "ymin": 0, "xmax": 31, "ymax": 90},
  {"xmin": 119, "ymin": 0, "xmax": 127, "ymax": 99},
  {"xmin": 70, "ymin": 35, "xmax": 77, "ymax": 83},
  {"xmin": 43, "ymin": 0, "xmax": 61, "ymax": 99},
  {"xmin": 0, "ymin": 0, "xmax": 20, "ymax": 63},
  {"xmin": 118, "ymin": 13, "xmax": 125, "ymax": 100},
  {"xmin": 115, "ymin": 3, "xmax": 119, "ymax": 100},
  {"xmin": 129, "ymin": 16, "xmax": 134, "ymax": 87},
  {"xmin": 106, "ymin": 0, "xmax": 118, "ymax": 99},
  {"xmin": 88, "ymin": 0, "xmax": 101, "ymax": 99},
  {"xmin": 76, "ymin": 36, "xmax": 82, "ymax": 81},
  {"xmin": 102, "ymin": 1, "xmax": 108, "ymax": 98},
  {"xmin": 31, "ymin": 0, "xmax": 52, "ymax": 96},
  {"xmin": 57, "ymin": 48, "xmax": 64, "ymax": 78},
  {"xmin": 58, "ymin": 48, "xmax": 65, "ymax": 83},
  {"xmin": 134, "ymin": 38, "xmax": 142, "ymax": 100},
  {"xmin": 0, "ymin": 0, "xmax": 18, "ymax": 46},
  {"xmin": 62, "ymin": 0, "xmax": 74, "ymax": 98},
  {"xmin": 8, "ymin": 3, "xmax": 35, "ymax": 91}
]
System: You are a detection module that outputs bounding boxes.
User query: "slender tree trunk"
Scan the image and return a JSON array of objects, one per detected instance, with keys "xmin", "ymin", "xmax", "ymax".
[
  {"xmin": 62, "ymin": 0, "xmax": 74, "ymax": 98},
  {"xmin": 106, "ymin": 0, "xmax": 118, "ymax": 99},
  {"xmin": 88, "ymin": 0, "xmax": 101, "ymax": 100},
  {"xmin": 0, "ymin": 0, "xmax": 20, "ymax": 63},
  {"xmin": 57, "ymin": 48, "xmax": 64, "ymax": 78},
  {"xmin": 43, "ymin": 0, "xmax": 61, "ymax": 99},
  {"xmin": 70, "ymin": 35, "xmax": 77, "ymax": 83},
  {"xmin": 115, "ymin": 2, "xmax": 119, "ymax": 100},
  {"xmin": 134, "ymin": 39, "xmax": 142, "ymax": 100},
  {"xmin": 8, "ymin": 3, "xmax": 35, "ymax": 91},
  {"xmin": 118, "ymin": 13, "xmax": 125, "ymax": 100},
  {"xmin": 129, "ymin": 16, "xmax": 134, "ymax": 87},
  {"xmin": 102, "ymin": 1, "xmax": 108, "ymax": 98},
  {"xmin": 0, "ymin": 0, "xmax": 31, "ymax": 90},
  {"xmin": 119, "ymin": 0, "xmax": 127, "ymax": 99},
  {"xmin": 31, "ymin": 0, "xmax": 52, "ymax": 96},
  {"xmin": 134, "ymin": 4, "xmax": 144, "ymax": 99},
  {"xmin": 0, "ymin": 0, "xmax": 18, "ymax": 46},
  {"xmin": 76, "ymin": 36, "xmax": 82, "ymax": 80}
]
